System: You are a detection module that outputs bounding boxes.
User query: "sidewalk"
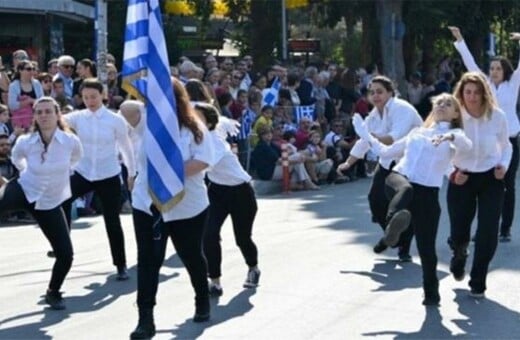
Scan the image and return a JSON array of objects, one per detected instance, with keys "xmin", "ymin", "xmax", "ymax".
[{"xmin": 0, "ymin": 178, "xmax": 518, "ymax": 339}]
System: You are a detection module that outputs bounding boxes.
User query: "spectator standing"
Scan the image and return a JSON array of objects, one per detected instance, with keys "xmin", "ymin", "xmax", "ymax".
[{"xmin": 8, "ymin": 60, "xmax": 43, "ymax": 130}]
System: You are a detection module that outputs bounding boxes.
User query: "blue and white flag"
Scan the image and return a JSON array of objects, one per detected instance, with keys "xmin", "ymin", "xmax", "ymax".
[
  {"xmin": 261, "ymin": 77, "xmax": 281, "ymax": 108},
  {"xmin": 294, "ymin": 104, "xmax": 316, "ymax": 123},
  {"xmin": 238, "ymin": 108, "xmax": 256, "ymax": 140},
  {"xmin": 122, "ymin": 0, "xmax": 184, "ymax": 212}
]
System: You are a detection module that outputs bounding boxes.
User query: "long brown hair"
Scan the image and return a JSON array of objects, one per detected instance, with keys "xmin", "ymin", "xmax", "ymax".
[
  {"xmin": 423, "ymin": 93, "xmax": 463, "ymax": 129},
  {"xmin": 31, "ymin": 96, "xmax": 70, "ymax": 133},
  {"xmin": 453, "ymin": 71, "xmax": 497, "ymax": 119},
  {"xmin": 172, "ymin": 77, "xmax": 203, "ymax": 144},
  {"xmin": 30, "ymin": 96, "xmax": 71, "ymax": 157}
]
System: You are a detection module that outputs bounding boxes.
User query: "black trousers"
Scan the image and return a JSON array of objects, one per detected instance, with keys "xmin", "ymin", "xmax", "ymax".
[
  {"xmin": 384, "ymin": 172, "xmax": 414, "ymax": 253},
  {"xmin": 368, "ymin": 164, "xmax": 392, "ymax": 230},
  {"xmin": 62, "ymin": 172, "xmax": 126, "ymax": 267},
  {"xmin": 0, "ymin": 180, "xmax": 73, "ymax": 292},
  {"xmin": 501, "ymin": 136, "xmax": 519, "ymax": 234},
  {"xmin": 203, "ymin": 181, "xmax": 258, "ymax": 279},
  {"xmin": 133, "ymin": 207, "xmax": 209, "ymax": 309},
  {"xmin": 447, "ymin": 169, "xmax": 504, "ymax": 293}
]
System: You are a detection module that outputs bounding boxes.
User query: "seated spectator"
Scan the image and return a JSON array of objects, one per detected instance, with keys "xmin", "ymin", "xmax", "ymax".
[
  {"xmin": 294, "ymin": 116, "xmax": 313, "ymax": 150},
  {"xmin": 251, "ymin": 105, "xmax": 274, "ymax": 147},
  {"xmin": 251, "ymin": 126, "xmax": 318, "ymax": 190},
  {"xmin": 324, "ymin": 119, "xmax": 356, "ymax": 180},
  {"xmin": 302, "ymin": 130, "xmax": 334, "ymax": 185}
]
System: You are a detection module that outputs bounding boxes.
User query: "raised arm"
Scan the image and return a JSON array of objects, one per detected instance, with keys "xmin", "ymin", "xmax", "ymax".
[
  {"xmin": 509, "ymin": 32, "xmax": 520, "ymax": 87},
  {"xmin": 448, "ymin": 26, "xmax": 483, "ymax": 74}
]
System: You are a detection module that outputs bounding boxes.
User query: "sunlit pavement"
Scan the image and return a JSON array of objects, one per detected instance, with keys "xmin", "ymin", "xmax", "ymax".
[{"xmin": 0, "ymin": 177, "xmax": 518, "ymax": 339}]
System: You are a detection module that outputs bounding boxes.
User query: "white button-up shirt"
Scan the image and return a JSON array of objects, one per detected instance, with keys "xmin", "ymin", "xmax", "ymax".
[
  {"xmin": 64, "ymin": 106, "xmax": 136, "ymax": 181},
  {"xmin": 453, "ymin": 109, "xmax": 512, "ymax": 172},
  {"xmin": 454, "ymin": 40, "xmax": 520, "ymax": 137},
  {"xmin": 12, "ymin": 129, "xmax": 83, "ymax": 210},
  {"xmin": 372, "ymin": 122, "xmax": 472, "ymax": 188},
  {"xmin": 132, "ymin": 123, "xmax": 214, "ymax": 222},
  {"xmin": 350, "ymin": 97, "xmax": 423, "ymax": 169},
  {"xmin": 207, "ymin": 131, "xmax": 251, "ymax": 186}
]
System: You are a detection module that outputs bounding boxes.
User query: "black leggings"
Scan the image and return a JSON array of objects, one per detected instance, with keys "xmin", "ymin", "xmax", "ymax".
[
  {"xmin": 203, "ymin": 181, "xmax": 258, "ymax": 279},
  {"xmin": 133, "ymin": 207, "xmax": 209, "ymax": 309},
  {"xmin": 0, "ymin": 180, "xmax": 73, "ymax": 291},
  {"xmin": 62, "ymin": 172, "xmax": 126, "ymax": 267}
]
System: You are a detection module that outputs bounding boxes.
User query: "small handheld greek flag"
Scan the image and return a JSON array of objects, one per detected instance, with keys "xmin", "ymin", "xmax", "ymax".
[
  {"xmin": 261, "ymin": 77, "xmax": 281, "ymax": 108},
  {"xmin": 238, "ymin": 108, "xmax": 256, "ymax": 140},
  {"xmin": 294, "ymin": 104, "xmax": 316, "ymax": 123},
  {"xmin": 122, "ymin": 0, "xmax": 184, "ymax": 212}
]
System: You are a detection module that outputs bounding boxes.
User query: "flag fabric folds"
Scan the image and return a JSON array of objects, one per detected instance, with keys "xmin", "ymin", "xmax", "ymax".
[
  {"xmin": 122, "ymin": 0, "xmax": 184, "ymax": 212},
  {"xmin": 293, "ymin": 104, "xmax": 316, "ymax": 123},
  {"xmin": 261, "ymin": 77, "xmax": 281, "ymax": 108},
  {"xmin": 238, "ymin": 108, "xmax": 256, "ymax": 140}
]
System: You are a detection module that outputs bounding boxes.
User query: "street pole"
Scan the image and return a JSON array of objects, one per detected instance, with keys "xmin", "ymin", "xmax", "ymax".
[
  {"xmin": 281, "ymin": 0, "xmax": 287, "ymax": 61},
  {"xmin": 95, "ymin": 0, "xmax": 108, "ymax": 89}
]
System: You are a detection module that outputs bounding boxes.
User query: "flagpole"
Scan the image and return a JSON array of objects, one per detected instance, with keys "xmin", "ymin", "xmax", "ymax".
[
  {"xmin": 95, "ymin": 0, "xmax": 108, "ymax": 91},
  {"xmin": 281, "ymin": 0, "xmax": 288, "ymax": 61}
]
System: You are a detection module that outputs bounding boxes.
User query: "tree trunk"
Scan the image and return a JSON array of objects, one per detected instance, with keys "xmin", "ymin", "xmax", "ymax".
[
  {"xmin": 375, "ymin": 0, "xmax": 406, "ymax": 93},
  {"xmin": 250, "ymin": 0, "xmax": 281, "ymax": 71}
]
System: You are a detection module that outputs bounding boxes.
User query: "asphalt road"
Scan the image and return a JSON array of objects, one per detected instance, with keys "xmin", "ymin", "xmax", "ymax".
[{"xmin": 0, "ymin": 177, "xmax": 519, "ymax": 339}]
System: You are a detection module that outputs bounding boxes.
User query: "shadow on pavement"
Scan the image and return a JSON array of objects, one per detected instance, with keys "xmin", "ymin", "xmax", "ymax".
[
  {"xmin": 450, "ymin": 288, "xmax": 520, "ymax": 339},
  {"xmin": 162, "ymin": 288, "xmax": 257, "ymax": 339},
  {"xmin": 0, "ymin": 265, "xmax": 179, "ymax": 339},
  {"xmin": 340, "ymin": 259, "xmax": 425, "ymax": 291},
  {"xmin": 363, "ymin": 306, "xmax": 453, "ymax": 338}
]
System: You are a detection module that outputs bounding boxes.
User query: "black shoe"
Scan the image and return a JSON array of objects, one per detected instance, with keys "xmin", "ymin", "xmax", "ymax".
[
  {"xmin": 398, "ymin": 252, "xmax": 412, "ymax": 263},
  {"xmin": 117, "ymin": 266, "xmax": 129, "ymax": 281},
  {"xmin": 384, "ymin": 210, "xmax": 411, "ymax": 247},
  {"xmin": 208, "ymin": 282, "xmax": 223, "ymax": 297},
  {"xmin": 130, "ymin": 308, "xmax": 155, "ymax": 339},
  {"xmin": 469, "ymin": 289, "xmax": 485, "ymax": 299},
  {"xmin": 45, "ymin": 290, "xmax": 66, "ymax": 310},
  {"xmin": 243, "ymin": 268, "xmax": 261, "ymax": 288},
  {"xmin": 193, "ymin": 297, "xmax": 210, "ymax": 323},
  {"xmin": 499, "ymin": 232, "xmax": 511, "ymax": 242},
  {"xmin": 373, "ymin": 238, "xmax": 388, "ymax": 254},
  {"xmin": 450, "ymin": 248, "xmax": 468, "ymax": 281},
  {"xmin": 422, "ymin": 292, "xmax": 440, "ymax": 306},
  {"xmin": 47, "ymin": 251, "xmax": 55, "ymax": 258}
]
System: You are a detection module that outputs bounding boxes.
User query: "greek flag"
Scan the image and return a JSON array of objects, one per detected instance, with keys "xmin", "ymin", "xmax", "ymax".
[
  {"xmin": 122, "ymin": 0, "xmax": 184, "ymax": 212},
  {"xmin": 261, "ymin": 77, "xmax": 281, "ymax": 108},
  {"xmin": 294, "ymin": 104, "xmax": 316, "ymax": 123},
  {"xmin": 238, "ymin": 108, "xmax": 256, "ymax": 140}
]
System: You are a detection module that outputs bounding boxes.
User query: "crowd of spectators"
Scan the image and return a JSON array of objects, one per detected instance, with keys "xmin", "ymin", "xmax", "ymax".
[{"xmin": 0, "ymin": 47, "xmax": 485, "ymax": 207}]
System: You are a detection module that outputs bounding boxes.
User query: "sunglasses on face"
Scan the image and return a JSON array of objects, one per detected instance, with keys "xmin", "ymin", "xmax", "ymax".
[
  {"xmin": 22, "ymin": 67, "xmax": 34, "ymax": 71},
  {"xmin": 62, "ymin": 65, "xmax": 74, "ymax": 69}
]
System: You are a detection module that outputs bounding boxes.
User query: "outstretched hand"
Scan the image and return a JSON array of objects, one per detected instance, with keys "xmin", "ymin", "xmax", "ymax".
[
  {"xmin": 352, "ymin": 113, "xmax": 370, "ymax": 141},
  {"xmin": 510, "ymin": 32, "xmax": 520, "ymax": 41},
  {"xmin": 448, "ymin": 26, "xmax": 463, "ymax": 41}
]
